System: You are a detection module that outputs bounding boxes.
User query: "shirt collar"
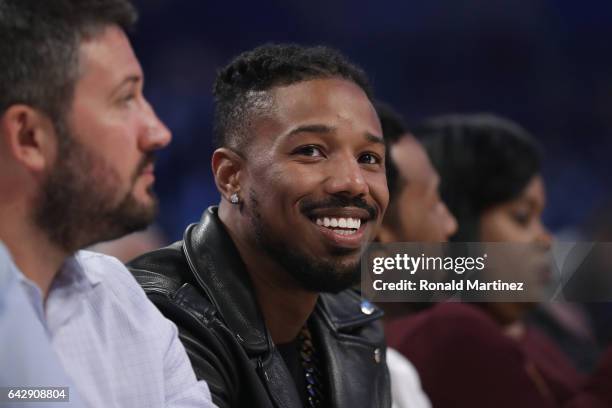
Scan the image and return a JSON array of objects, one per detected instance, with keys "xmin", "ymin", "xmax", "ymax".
[
  {"xmin": 0, "ymin": 241, "xmax": 15, "ymax": 290},
  {"xmin": 0, "ymin": 241, "xmax": 47, "ymax": 327},
  {"xmin": 43, "ymin": 251, "xmax": 102, "ymax": 331},
  {"xmin": 54, "ymin": 251, "xmax": 102, "ymax": 292}
]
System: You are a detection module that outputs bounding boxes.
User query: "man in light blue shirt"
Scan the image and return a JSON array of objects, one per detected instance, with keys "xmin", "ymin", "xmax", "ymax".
[
  {"xmin": 0, "ymin": 0, "xmax": 214, "ymax": 406},
  {"xmin": 0, "ymin": 242, "xmax": 83, "ymax": 407}
]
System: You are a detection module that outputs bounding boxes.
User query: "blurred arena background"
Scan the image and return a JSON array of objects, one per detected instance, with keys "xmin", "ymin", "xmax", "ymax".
[{"xmin": 129, "ymin": 0, "xmax": 612, "ymax": 242}]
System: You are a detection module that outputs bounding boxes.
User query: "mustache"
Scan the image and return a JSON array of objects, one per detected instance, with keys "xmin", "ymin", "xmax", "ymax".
[
  {"xmin": 299, "ymin": 194, "xmax": 377, "ymax": 220},
  {"xmin": 132, "ymin": 153, "xmax": 156, "ymax": 182}
]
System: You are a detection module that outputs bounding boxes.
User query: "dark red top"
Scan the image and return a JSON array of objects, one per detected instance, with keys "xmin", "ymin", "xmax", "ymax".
[{"xmin": 385, "ymin": 303, "xmax": 612, "ymax": 408}]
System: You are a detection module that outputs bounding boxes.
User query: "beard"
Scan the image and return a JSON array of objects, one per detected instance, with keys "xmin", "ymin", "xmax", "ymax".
[
  {"xmin": 247, "ymin": 190, "xmax": 362, "ymax": 294},
  {"xmin": 34, "ymin": 125, "xmax": 158, "ymax": 253}
]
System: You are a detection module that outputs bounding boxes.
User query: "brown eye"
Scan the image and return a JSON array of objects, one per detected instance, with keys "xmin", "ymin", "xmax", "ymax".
[
  {"xmin": 358, "ymin": 152, "xmax": 381, "ymax": 165},
  {"xmin": 293, "ymin": 145, "xmax": 324, "ymax": 157},
  {"xmin": 118, "ymin": 93, "xmax": 136, "ymax": 106},
  {"xmin": 511, "ymin": 210, "xmax": 530, "ymax": 226}
]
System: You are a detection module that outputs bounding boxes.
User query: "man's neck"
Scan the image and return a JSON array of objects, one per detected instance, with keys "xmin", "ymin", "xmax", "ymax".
[
  {"xmin": 243, "ymin": 249, "xmax": 318, "ymax": 345},
  {"xmin": 219, "ymin": 205, "xmax": 318, "ymax": 345},
  {"xmin": 0, "ymin": 210, "xmax": 68, "ymax": 300}
]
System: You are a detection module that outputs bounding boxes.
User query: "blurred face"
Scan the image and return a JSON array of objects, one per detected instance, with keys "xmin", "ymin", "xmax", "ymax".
[
  {"xmin": 240, "ymin": 78, "xmax": 388, "ymax": 293},
  {"xmin": 388, "ymin": 136, "xmax": 457, "ymax": 242},
  {"xmin": 479, "ymin": 175, "xmax": 552, "ymax": 323},
  {"xmin": 479, "ymin": 175, "xmax": 551, "ymax": 245},
  {"xmin": 35, "ymin": 25, "xmax": 171, "ymax": 251}
]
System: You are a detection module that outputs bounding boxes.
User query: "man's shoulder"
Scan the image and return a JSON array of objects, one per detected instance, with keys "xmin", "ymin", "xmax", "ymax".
[
  {"xmin": 128, "ymin": 241, "xmax": 192, "ymax": 289},
  {"xmin": 75, "ymin": 249, "xmax": 132, "ymax": 286},
  {"xmin": 75, "ymin": 249, "xmax": 167, "ymax": 313},
  {"xmin": 128, "ymin": 241, "xmax": 186, "ymax": 268},
  {"xmin": 127, "ymin": 243, "xmax": 217, "ymax": 329}
]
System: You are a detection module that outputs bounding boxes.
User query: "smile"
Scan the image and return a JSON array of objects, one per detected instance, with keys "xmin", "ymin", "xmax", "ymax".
[
  {"xmin": 303, "ymin": 205, "xmax": 373, "ymax": 248},
  {"xmin": 314, "ymin": 217, "xmax": 361, "ymax": 236}
]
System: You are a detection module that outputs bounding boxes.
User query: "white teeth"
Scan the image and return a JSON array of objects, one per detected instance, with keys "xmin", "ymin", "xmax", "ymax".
[
  {"xmin": 314, "ymin": 217, "xmax": 362, "ymax": 231},
  {"xmin": 332, "ymin": 229, "xmax": 357, "ymax": 236}
]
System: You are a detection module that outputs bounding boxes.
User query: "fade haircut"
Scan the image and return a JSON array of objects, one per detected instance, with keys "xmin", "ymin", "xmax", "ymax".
[
  {"xmin": 0, "ymin": 0, "xmax": 137, "ymax": 134},
  {"xmin": 213, "ymin": 43, "xmax": 372, "ymax": 151}
]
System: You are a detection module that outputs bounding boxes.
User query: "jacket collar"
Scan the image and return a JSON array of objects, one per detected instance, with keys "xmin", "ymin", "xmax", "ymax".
[
  {"xmin": 183, "ymin": 207, "xmax": 269, "ymax": 355},
  {"xmin": 182, "ymin": 206, "xmax": 384, "ymax": 354}
]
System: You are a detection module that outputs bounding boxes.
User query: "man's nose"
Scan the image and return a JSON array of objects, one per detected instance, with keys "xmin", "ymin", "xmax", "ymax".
[
  {"xmin": 139, "ymin": 99, "xmax": 172, "ymax": 152},
  {"xmin": 323, "ymin": 154, "xmax": 369, "ymax": 198}
]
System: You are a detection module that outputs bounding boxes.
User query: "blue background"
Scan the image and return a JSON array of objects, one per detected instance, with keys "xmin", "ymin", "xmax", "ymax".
[{"xmin": 130, "ymin": 0, "xmax": 612, "ymax": 241}]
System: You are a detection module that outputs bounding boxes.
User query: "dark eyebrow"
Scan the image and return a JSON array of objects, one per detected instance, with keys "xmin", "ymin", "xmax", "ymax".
[
  {"xmin": 282, "ymin": 124, "xmax": 384, "ymax": 145},
  {"xmin": 283, "ymin": 124, "xmax": 336, "ymax": 140},
  {"xmin": 365, "ymin": 132, "xmax": 384, "ymax": 145}
]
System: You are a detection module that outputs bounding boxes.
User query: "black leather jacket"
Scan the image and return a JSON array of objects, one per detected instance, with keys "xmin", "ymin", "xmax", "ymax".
[{"xmin": 129, "ymin": 207, "xmax": 391, "ymax": 408}]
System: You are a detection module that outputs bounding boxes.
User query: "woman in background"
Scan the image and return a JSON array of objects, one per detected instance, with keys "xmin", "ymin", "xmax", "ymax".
[{"xmin": 385, "ymin": 114, "xmax": 612, "ymax": 407}]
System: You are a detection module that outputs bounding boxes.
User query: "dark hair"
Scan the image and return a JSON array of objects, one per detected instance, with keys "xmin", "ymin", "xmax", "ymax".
[
  {"xmin": 374, "ymin": 101, "xmax": 407, "ymax": 204},
  {"xmin": 0, "ymin": 0, "xmax": 137, "ymax": 127},
  {"xmin": 213, "ymin": 43, "xmax": 372, "ymax": 150},
  {"xmin": 415, "ymin": 114, "xmax": 542, "ymax": 241}
]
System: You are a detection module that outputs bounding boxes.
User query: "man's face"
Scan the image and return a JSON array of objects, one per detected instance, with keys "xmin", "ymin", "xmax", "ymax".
[
  {"xmin": 35, "ymin": 25, "xmax": 171, "ymax": 251},
  {"xmin": 240, "ymin": 78, "xmax": 388, "ymax": 293},
  {"xmin": 389, "ymin": 136, "xmax": 457, "ymax": 242}
]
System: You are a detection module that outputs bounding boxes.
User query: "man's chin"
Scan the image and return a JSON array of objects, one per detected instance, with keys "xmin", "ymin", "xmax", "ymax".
[
  {"xmin": 284, "ymin": 254, "xmax": 361, "ymax": 294},
  {"xmin": 114, "ymin": 194, "xmax": 158, "ymax": 230}
]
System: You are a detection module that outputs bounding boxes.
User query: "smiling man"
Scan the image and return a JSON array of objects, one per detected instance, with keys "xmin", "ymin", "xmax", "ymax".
[
  {"xmin": 130, "ymin": 44, "xmax": 392, "ymax": 408},
  {"xmin": 0, "ymin": 1, "xmax": 212, "ymax": 406}
]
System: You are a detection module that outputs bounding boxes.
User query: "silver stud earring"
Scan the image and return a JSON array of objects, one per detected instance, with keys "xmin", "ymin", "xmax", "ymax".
[{"xmin": 230, "ymin": 193, "xmax": 240, "ymax": 204}]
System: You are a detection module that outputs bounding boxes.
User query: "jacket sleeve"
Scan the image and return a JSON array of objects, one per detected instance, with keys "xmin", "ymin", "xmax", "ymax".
[
  {"xmin": 148, "ymin": 287, "xmax": 240, "ymax": 408},
  {"xmin": 178, "ymin": 325, "xmax": 236, "ymax": 408}
]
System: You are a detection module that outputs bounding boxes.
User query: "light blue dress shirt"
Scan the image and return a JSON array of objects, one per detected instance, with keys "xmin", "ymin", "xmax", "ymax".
[
  {"xmin": 1, "ymin": 245, "xmax": 214, "ymax": 407},
  {"xmin": 0, "ymin": 242, "xmax": 83, "ymax": 407}
]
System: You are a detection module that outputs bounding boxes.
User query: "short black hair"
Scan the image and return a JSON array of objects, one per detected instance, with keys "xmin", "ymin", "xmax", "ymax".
[
  {"xmin": 213, "ymin": 43, "xmax": 372, "ymax": 150},
  {"xmin": 415, "ymin": 114, "xmax": 542, "ymax": 241},
  {"xmin": 0, "ymin": 0, "xmax": 137, "ymax": 126}
]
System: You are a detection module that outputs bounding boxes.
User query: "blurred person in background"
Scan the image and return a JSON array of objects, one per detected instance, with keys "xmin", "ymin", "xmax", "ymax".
[
  {"xmin": 375, "ymin": 102, "xmax": 457, "ymax": 249},
  {"xmin": 374, "ymin": 102, "xmax": 456, "ymax": 323},
  {"xmin": 129, "ymin": 44, "xmax": 391, "ymax": 408},
  {"xmin": 374, "ymin": 101, "xmax": 459, "ymax": 408},
  {"xmin": 385, "ymin": 114, "xmax": 612, "ymax": 407},
  {"xmin": 0, "ymin": 0, "xmax": 213, "ymax": 406}
]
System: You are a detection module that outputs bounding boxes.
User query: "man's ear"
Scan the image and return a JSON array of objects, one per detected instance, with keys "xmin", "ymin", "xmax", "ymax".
[
  {"xmin": 211, "ymin": 147, "xmax": 244, "ymax": 202},
  {"xmin": 0, "ymin": 105, "xmax": 57, "ymax": 173}
]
